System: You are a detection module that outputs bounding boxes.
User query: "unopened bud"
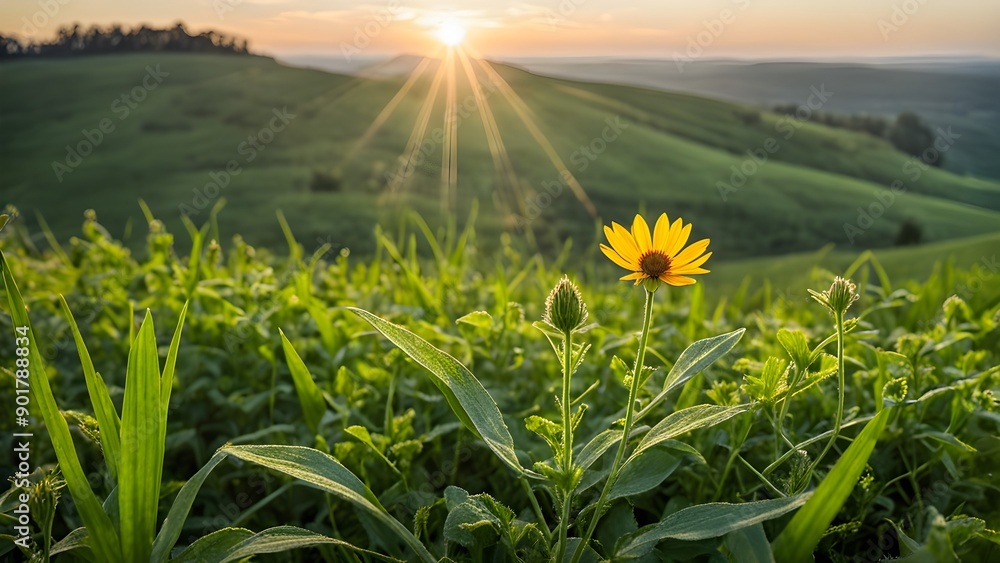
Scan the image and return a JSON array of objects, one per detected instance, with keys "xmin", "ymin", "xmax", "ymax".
[{"xmin": 543, "ymin": 275, "xmax": 588, "ymax": 333}]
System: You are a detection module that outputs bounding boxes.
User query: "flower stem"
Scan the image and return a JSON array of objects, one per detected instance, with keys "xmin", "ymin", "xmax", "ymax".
[
  {"xmin": 555, "ymin": 329, "xmax": 574, "ymax": 562},
  {"xmin": 806, "ymin": 311, "xmax": 846, "ymax": 484},
  {"xmin": 571, "ymin": 289, "xmax": 655, "ymax": 563}
]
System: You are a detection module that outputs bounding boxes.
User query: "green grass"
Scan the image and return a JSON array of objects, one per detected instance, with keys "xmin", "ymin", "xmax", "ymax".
[
  {"xmin": 0, "ymin": 212, "xmax": 998, "ymax": 561},
  {"xmin": 2, "ymin": 53, "xmax": 999, "ymax": 259}
]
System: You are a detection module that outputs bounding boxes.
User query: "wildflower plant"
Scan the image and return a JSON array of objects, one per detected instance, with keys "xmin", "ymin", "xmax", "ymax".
[{"xmin": 1, "ymin": 209, "xmax": 998, "ymax": 562}]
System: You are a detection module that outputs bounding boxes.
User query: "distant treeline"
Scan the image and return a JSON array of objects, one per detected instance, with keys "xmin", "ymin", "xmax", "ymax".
[
  {"xmin": 1, "ymin": 23, "xmax": 249, "ymax": 59},
  {"xmin": 772, "ymin": 105, "xmax": 944, "ymax": 167}
]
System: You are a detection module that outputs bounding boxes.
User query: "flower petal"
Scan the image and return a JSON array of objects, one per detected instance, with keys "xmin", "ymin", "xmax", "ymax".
[
  {"xmin": 667, "ymin": 221, "xmax": 692, "ymax": 257},
  {"xmin": 673, "ymin": 251, "xmax": 712, "ymax": 271},
  {"xmin": 610, "ymin": 222, "xmax": 640, "ymax": 261},
  {"xmin": 652, "ymin": 213, "xmax": 670, "ymax": 250},
  {"xmin": 619, "ymin": 272, "xmax": 644, "ymax": 281},
  {"xmin": 660, "ymin": 273, "xmax": 697, "ymax": 286},
  {"xmin": 673, "ymin": 239, "xmax": 711, "ymax": 267},
  {"xmin": 601, "ymin": 244, "xmax": 638, "ymax": 271},
  {"xmin": 631, "ymin": 214, "xmax": 652, "ymax": 253}
]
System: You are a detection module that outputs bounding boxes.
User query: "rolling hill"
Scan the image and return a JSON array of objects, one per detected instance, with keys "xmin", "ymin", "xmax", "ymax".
[{"xmin": 1, "ymin": 53, "xmax": 999, "ymax": 260}]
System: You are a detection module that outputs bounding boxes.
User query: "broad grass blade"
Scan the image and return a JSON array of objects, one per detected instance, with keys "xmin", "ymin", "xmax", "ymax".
[
  {"xmin": 627, "ymin": 404, "xmax": 750, "ymax": 466},
  {"xmin": 772, "ymin": 408, "xmax": 892, "ymax": 562},
  {"xmin": 279, "ymin": 329, "xmax": 327, "ymax": 434},
  {"xmin": 118, "ymin": 310, "xmax": 162, "ymax": 562},
  {"xmin": 0, "ymin": 252, "xmax": 123, "ymax": 562},
  {"xmin": 59, "ymin": 295, "xmax": 122, "ymax": 482},
  {"xmin": 151, "ymin": 450, "xmax": 228, "ymax": 563}
]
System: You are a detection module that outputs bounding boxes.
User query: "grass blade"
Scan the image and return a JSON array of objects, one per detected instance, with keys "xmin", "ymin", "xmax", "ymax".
[
  {"xmin": 771, "ymin": 408, "xmax": 892, "ymax": 562},
  {"xmin": 59, "ymin": 295, "xmax": 122, "ymax": 482},
  {"xmin": 172, "ymin": 526, "xmax": 404, "ymax": 563},
  {"xmin": 348, "ymin": 307, "xmax": 534, "ymax": 478},
  {"xmin": 0, "ymin": 251, "xmax": 123, "ymax": 562},
  {"xmin": 118, "ymin": 310, "xmax": 162, "ymax": 562},
  {"xmin": 221, "ymin": 444, "xmax": 436, "ymax": 562},
  {"xmin": 151, "ymin": 450, "xmax": 228, "ymax": 563},
  {"xmin": 279, "ymin": 329, "xmax": 327, "ymax": 435}
]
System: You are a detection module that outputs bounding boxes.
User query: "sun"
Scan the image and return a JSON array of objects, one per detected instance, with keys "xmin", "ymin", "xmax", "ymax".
[{"xmin": 434, "ymin": 19, "xmax": 466, "ymax": 46}]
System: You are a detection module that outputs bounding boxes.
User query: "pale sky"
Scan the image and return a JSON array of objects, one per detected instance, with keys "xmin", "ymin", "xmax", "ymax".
[{"xmin": 2, "ymin": 0, "xmax": 999, "ymax": 59}]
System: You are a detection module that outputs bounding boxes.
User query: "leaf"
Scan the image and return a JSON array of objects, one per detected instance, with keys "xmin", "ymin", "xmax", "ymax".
[
  {"xmin": 345, "ymin": 425, "xmax": 399, "ymax": 474},
  {"xmin": 776, "ymin": 329, "xmax": 812, "ymax": 373},
  {"xmin": 614, "ymin": 493, "xmax": 811, "ymax": 559},
  {"xmin": 609, "ymin": 448, "xmax": 681, "ymax": 501},
  {"xmin": 636, "ymin": 328, "xmax": 745, "ymax": 422},
  {"xmin": 724, "ymin": 523, "xmax": 775, "ymax": 563},
  {"xmin": 1, "ymin": 251, "xmax": 124, "ymax": 563},
  {"xmin": 173, "ymin": 526, "xmax": 403, "ymax": 563},
  {"xmin": 348, "ymin": 308, "xmax": 533, "ymax": 477},
  {"xmin": 626, "ymin": 404, "xmax": 750, "ymax": 466},
  {"xmin": 59, "ymin": 295, "xmax": 122, "ymax": 482},
  {"xmin": 443, "ymin": 486, "xmax": 515, "ymax": 548},
  {"xmin": 220, "ymin": 444, "xmax": 435, "ymax": 562},
  {"xmin": 772, "ymin": 408, "xmax": 892, "ymax": 562},
  {"xmin": 151, "ymin": 450, "xmax": 228, "ymax": 563},
  {"xmin": 156, "ymin": 301, "xmax": 188, "ymax": 503},
  {"xmin": 279, "ymin": 329, "xmax": 327, "ymax": 434},
  {"xmin": 118, "ymin": 310, "xmax": 162, "ymax": 563},
  {"xmin": 50, "ymin": 527, "xmax": 90, "ymax": 557},
  {"xmin": 456, "ymin": 310, "xmax": 493, "ymax": 330}
]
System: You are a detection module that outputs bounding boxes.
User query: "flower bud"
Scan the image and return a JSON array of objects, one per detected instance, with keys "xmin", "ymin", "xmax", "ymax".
[
  {"xmin": 543, "ymin": 275, "xmax": 588, "ymax": 333},
  {"xmin": 809, "ymin": 276, "xmax": 859, "ymax": 316}
]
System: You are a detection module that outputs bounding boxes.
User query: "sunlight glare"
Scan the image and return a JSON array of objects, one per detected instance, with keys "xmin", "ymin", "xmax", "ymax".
[{"xmin": 435, "ymin": 19, "xmax": 466, "ymax": 46}]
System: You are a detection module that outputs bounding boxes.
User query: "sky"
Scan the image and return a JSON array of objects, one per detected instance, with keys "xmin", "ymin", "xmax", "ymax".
[{"xmin": 2, "ymin": 0, "xmax": 999, "ymax": 59}]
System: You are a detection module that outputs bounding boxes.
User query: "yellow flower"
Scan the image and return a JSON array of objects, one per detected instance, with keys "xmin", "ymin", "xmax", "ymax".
[{"xmin": 600, "ymin": 213, "xmax": 711, "ymax": 287}]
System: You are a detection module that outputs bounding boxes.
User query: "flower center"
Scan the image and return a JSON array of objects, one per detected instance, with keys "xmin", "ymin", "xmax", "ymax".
[{"xmin": 638, "ymin": 250, "xmax": 672, "ymax": 278}]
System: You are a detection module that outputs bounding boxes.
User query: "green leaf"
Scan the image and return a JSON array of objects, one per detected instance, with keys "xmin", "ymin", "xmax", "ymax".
[
  {"xmin": 220, "ymin": 444, "xmax": 435, "ymax": 562},
  {"xmin": 609, "ymin": 448, "xmax": 681, "ymax": 501},
  {"xmin": 50, "ymin": 527, "xmax": 90, "ymax": 558},
  {"xmin": 772, "ymin": 408, "xmax": 892, "ymax": 562},
  {"xmin": 345, "ymin": 425, "xmax": 400, "ymax": 475},
  {"xmin": 151, "ymin": 450, "xmax": 228, "ymax": 563},
  {"xmin": 279, "ymin": 329, "xmax": 327, "ymax": 434},
  {"xmin": 1, "ymin": 251, "xmax": 123, "ymax": 563},
  {"xmin": 637, "ymin": 328, "xmax": 745, "ymax": 422},
  {"xmin": 456, "ymin": 310, "xmax": 493, "ymax": 330},
  {"xmin": 156, "ymin": 301, "xmax": 188, "ymax": 500},
  {"xmin": 59, "ymin": 295, "xmax": 122, "ymax": 482},
  {"xmin": 615, "ymin": 493, "xmax": 811, "ymax": 558},
  {"xmin": 443, "ymin": 486, "xmax": 515, "ymax": 548},
  {"xmin": 348, "ymin": 308, "xmax": 533, "ymax": 477},
  {"xmin": 626, "ymin": 404, "xmax": 750, "ymax": 466},
  {"xmin": 723, "ymin": 523, "xmax": 775, "ymax": 563},
  {"xmin": 118, "ymin": 310, "xmax": 162, "ymax": 563},
  {"xmin": 173, "ymin": 526, "xmax": 403, "ymax": 563},
  {"xmin": 776, "ymin": 329, "xmax": 812, "ymax": 373}
]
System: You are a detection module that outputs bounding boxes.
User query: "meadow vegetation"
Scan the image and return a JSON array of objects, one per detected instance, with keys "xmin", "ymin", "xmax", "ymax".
[{"xmin": 0, "ymin": 208, "xmax": 998, "ymax": 561}]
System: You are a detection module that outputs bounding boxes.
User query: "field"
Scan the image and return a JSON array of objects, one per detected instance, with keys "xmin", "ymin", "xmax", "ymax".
[
  {"xmin": 1, "ymin": 212, "xmax": 998, "ymax": 561},
  {"xmin": 3, "ymin": 54, "xmax": 1000, "ymax": 260}
]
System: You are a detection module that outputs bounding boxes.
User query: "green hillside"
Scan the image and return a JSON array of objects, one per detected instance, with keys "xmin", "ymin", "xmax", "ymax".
[{"xmin": 2, "ymin": 53, "xmax": 999, "ymax": 258}]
